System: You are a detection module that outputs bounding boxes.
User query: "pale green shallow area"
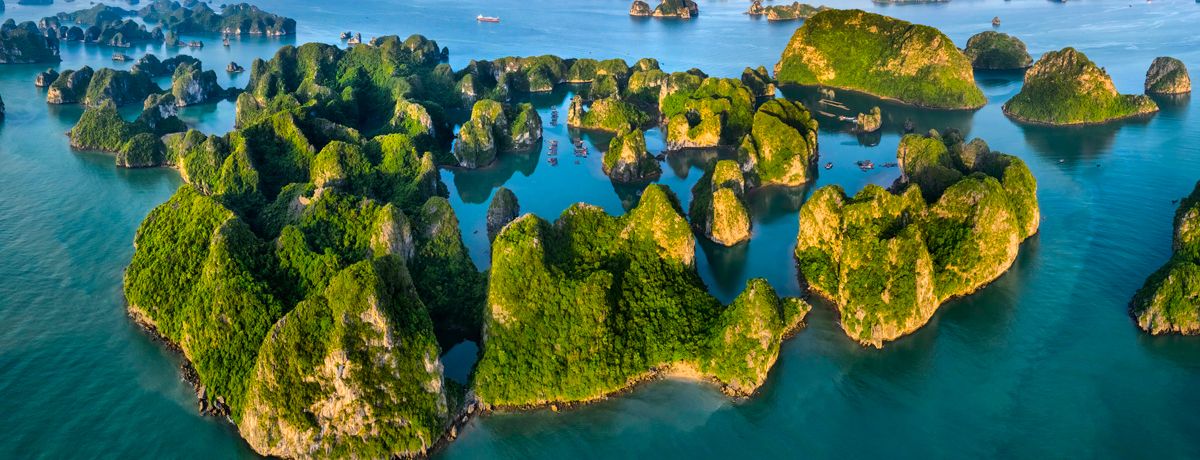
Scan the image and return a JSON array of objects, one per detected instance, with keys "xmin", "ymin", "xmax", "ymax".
[{"xmin": 1, "ymin": 0, "xmax": 1199, "ymax": 458}]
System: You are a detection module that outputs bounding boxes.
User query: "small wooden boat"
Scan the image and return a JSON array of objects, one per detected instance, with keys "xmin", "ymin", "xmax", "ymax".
[
  {"xmin": 477, "ymin": 15, "xmax": 501, "ymax": 23},
  {"xmin": 824, "ymin": 162, "xmax": 833, "ymax": 170}
]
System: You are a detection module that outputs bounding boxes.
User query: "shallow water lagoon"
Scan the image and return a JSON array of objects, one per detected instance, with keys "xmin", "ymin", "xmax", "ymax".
[{"xmin": 2, "ymin": 0, "xmax": 1200, "ymax": 458}]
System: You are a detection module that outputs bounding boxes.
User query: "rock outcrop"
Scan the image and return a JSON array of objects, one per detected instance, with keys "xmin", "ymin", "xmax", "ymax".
[
  {"xmin": 453, "ymin": 100, "xmax": 543, "ymax": 168},
  {"xmin": 856, "ymin": 107, "xmax": 882, "ymax": 133},
  {"xmin": 738, "ymin": 99, "xmax": 819, "ymax": 187},
  {"xmin": 963, "ymin": 31, "xmax": 1033, "ymax": 70},
  {"xmin": 690, "ymin": 160, "xmax": 752, "ymax": 246},
  {"xmin": 1131, "ymin": 181, "xmax": 1200, "ymax": 335},
  {"xmin": 46, "ymin": 66, "xmax": 94, "ymax": 104},
  {"xmin": 662, "ymin": 77, "xmax": 755, "ymax": 150},
  {"xmin": 795, "ymin": 130, "xmax": 1039, "ymax": 347},
  {"xmin": 747, "ymin": 2, "xmax": 828, "ymax": 21},
  {"xmin": 603, "ymin": 129, "xmax": 661, "ymax": 183},
  {"xmin": 0, "ymin": 20, "xmax": 61, "ymax": 64},
  {"xmin": 171, "ymin": 62, "xmax": 226, "ymax": 106},
  {"xmin": 630, "ymin": 0, "xmax": 698, "ymax": 18},
  {"xmin": 775, "ymin": 9, "xmax": 985, "ymax": 109},
  {"xmin": 1003, "ymin": 47, "xmax": 1158, "ymax": 125},
  {"xmin": 1144, "ymin": 56, "xmax": 1191, "ymax": 95},
  {"xmin": 566, "ymin": 95, "xmax": 648, "ymax": 134},
  {"xmin": 34, "ymin": 68, "xmax": 58, "ymax": 87},
  {"xmin": 474, "ymin": 184, "xmax": 809, "ymax": 406},
  {"xmin": 486, "ymin": 187, "xmax": 520, "ymax": 242}
]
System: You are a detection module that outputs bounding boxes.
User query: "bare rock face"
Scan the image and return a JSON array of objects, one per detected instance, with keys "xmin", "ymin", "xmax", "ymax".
[
  {"xmin": 34, "ymin": 68, "xmax": 58, "ymax": 88},
  {"xmin": 1145, "ymin": 56, "xmax": 1192, "ymax": 95},
  {"xmin": 486, "ymin": 187, "xmax": 520, "ymax": 242},
  {"xmin": 603, "ymin": 129, "xmax": 661, "ymax": 183},
  {"xmin": 690, "ymin": 160, "xmax": 752, "ymax": 246},
  {"xmin": 629, "ymin": 0, "xmax": 652, "ymax": 16}
]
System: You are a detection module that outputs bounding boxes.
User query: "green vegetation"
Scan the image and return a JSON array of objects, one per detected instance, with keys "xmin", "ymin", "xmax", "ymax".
[
  {"xmin": 738, "ymin": 99, "xmax": 819, "ymax": 187},
  {"xmin": 68, "ymin": 102, "xmax": 153, "ymax": 154},
  {"xmin": 662, "ymin": 77, "xmax": 755, "ymax": 150},
  {"xmin": 1132, "ymin": 181, "xmax": 1200, "ymax": 335},
  {"xmin": 741, "ymin": 66, "xmax": 776, "ymax": 98},
  {"xmin": 83, "ymin": 68, "xmax": 161, "ymax": 107},
  {"xmin": 567, "ymin": 95, "xmax": 649, "ymax": 134},
  {"xmin": 603, "ymin": 129, "xmax": 661, "ymax": 183},
  {"xmin": 1003, "ymin": 47, "xmax": 1158, "ymax": 125},
  {"xmin": 474, "ymin": 185, "xmax": 807, "ymax": 406},
  {"xmin": 775, "ymin": 9, "xmax": 985, "ymax": 109},
  {"xmin": 746, "ymin": 1, "xmax": 828, "ymax": 21},
  {"xmin": 963, "ymin": 31, "xmax": 1033, "ymax": 70},
  {"xmin": 0, "ymin": 20, "xmax": 61, "ymax": 64},
  {"xmin": 690, "ymin": 160, "xmax": 752, "ymax": 246},
  {"xmin": 46, "ymin": 67, "xmax": 93, "ymax": 105},
  {"xmin": 123, "ymin": 38, "xmax": 494, "ymax": 456},
  {"xmin": 1144, "ymin": 56, "xmax": 1191, "ymax": 95},
  {"xmin": 139, "ymin": 1, "xmax": 296, "ymax": 36},
  {"xmin": 486, "ymin": 187, "xmax": 520, "ymax": 242},
  {"xmin": 453, "ymin": 100, "xmax": 543, "ymax": 168},
  {"xmin": 795, "ymin": 130, "xmax": 1039, "ymax": 347},
  {"xmin": 241, "ymin": 256, "xmax": 449, "ymax": 459}
]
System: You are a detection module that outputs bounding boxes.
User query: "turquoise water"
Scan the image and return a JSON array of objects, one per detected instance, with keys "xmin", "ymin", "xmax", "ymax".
[{"xmin": 2, "ymin": 0, "xmax": 1200, "ymax": 458}]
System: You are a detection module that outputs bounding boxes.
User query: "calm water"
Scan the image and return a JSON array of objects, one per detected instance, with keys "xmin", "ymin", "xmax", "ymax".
[{"xmin": 2, "ymin": 0, "xmax": 1199, "ymax": 458}]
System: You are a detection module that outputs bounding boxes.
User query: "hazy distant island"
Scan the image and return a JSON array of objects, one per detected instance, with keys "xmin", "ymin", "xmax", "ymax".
[
  {"xmin": 629, "ymin": 0, "xmax": 699, "ymax": 19},
  {"xmin": 1132, "ymin": 181, "xmax": 1200, "ymax": 335},
  {"xmin": 746, "ymin": 1, "xmax": 829, "ymax": 21},
  {"xmin": 1003, "ymin": 47, "xmax": 1158, "ymax": 125},
  {"xmin": 775, "ymin": 9, "xmax": 986, "ymax": 109}
]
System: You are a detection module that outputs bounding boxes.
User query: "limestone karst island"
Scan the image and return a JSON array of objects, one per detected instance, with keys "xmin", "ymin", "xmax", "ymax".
[{"xmin": 1, "ymin": 1, "xmax": 1198, "ymax": 459}]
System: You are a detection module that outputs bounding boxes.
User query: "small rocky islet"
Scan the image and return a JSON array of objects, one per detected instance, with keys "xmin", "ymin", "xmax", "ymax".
[
  {"xmin": 1003, "ymin": 47, "xmax": 1159, "ymax": 125},
  {"xmin": 1132, "ymin": 182, "xmax": 1200, "ymax": 335},
  {"xmin": 629, "ymin": 0, "xmax": 699, "ymax": 19},
  {"xmin": 23, "ymin": 3, "xmax": 1194, "ymax": 456},
  {"xmin": 963, "ymin": 31, "xmax": 1033, "ymax": 70}
]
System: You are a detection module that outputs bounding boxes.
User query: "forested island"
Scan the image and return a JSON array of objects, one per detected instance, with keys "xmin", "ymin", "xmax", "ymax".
[
  {"xmin": 795, "ymin": 130, "xmax": 1039, "ymax": 347},
  {"xmin": 963, "ymin": 31, "xmax": 1032, "ymax": 70},
  {"xmin": 1132, "ymin": 182, "xmax": 1200, "ymax": 335},
  {"xmin": 35, "ymin": 5, "xmax": 1097, "ymax": 456},
  {"xmin": 1003, "ymin": 47, "xmax": 1158, "ymax": 125},
  {"xmin": 774, "ymin": 9, "xmax": 985, "ymax": 109},
  {"xmin": 31, "ymin": 1, "xmax": 295, "ymax": 49}
]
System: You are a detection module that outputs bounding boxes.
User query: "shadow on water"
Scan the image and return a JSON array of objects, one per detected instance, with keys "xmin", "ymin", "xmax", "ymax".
[
  {"xmin": 745, "ymin": 183, "xmax": 811, "ymax": 225},
  {"xmin": 664, "ymin": 148, "xmax": 723, "ymax": 180},
  {"xmin": 446, "ymin": 148, "xmax": 543, "ymax": 204},
  {"xmin": 1150, "ymin": 92, "xmax": 1192, "ymax": 116},
  {"xmin": 1017, "ymin": 116, "xmax": 1153, "ymax": 162},
  {"xmin": 974, "ymin": 69, "xmax": 1028, "ymax": 90},
  {"xmin": 779, "ymin": 84, "xmax": 977, "ymax": 142}
]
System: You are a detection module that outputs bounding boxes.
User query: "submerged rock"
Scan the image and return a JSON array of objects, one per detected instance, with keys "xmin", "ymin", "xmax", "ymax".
[
  {"xmin": 963, "ymin": 31, "xmax": 1033, "ymax": 70},
  {"xmin": 1132, "ymin": 181, "xmax": 1200, "ymax": 335},
  {"xmin": 775, "ymin": 9, "xmax": 985, "ymax": 109},
  {"xmin": 1003, "ymin": 47, "xmax": 1158, "ymax": 125},
  {"xmin": 603, "ymin": 129, "xmax": 661, "ymax": 183},
  {"xmin": 738, "ymin": 98, "xmax": 819, "ymax": 187},
  {"xmin": 690, "ymin": 160, "xmax": 752, "ymax": 246},
  {"xmin": 486, "ymin": 187, "xmax": 520, "ymax": 242},
  {"xmin": 1144, "ymin": 56, "xmax": 1191, "ymax": 95}
]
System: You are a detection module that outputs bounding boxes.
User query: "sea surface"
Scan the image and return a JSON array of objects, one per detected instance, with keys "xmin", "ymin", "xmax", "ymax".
[{"xmin": 2, "ymin": 0, "xmax": 1199, "ymax": 458}]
